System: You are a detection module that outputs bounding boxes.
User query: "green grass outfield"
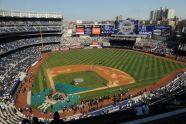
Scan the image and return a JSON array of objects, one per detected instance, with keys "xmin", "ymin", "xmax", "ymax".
[
  {"xmin": 32, "ymin": 49, "xmax": 186, "ymax": 100},
  {"xmin": 53, "ymin": 71, "xmax": 108, "ymax": 89}
]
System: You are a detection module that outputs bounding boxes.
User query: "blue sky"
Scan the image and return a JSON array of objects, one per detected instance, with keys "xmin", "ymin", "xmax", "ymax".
[{"xmin": 0, "ymin": 0, "xmax": 185, "ymax": 21}]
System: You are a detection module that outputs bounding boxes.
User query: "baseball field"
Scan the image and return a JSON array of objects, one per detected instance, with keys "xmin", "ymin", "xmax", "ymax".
[{"xmin": 32, "ymin": 49, "xmax": 186, "ymax": 102}]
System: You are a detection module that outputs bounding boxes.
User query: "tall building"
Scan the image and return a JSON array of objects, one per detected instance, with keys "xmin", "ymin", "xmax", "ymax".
[
  {"xmin": 167, "ymin": 9, "xmax": 175, "ymax": 19},
  {"xmin": 156, "ymin": 10, "xmax": 162, "ymax": 20},
  {"xmin": 153, "ymin": 10, "xmax": 157, "ymax": 20},
  {"xmin": 150, "ymin": 11, "xmax": 154, "ymax": 20},
  {"xmin": 149, "ymin": 7, "xmax": 175, "ymax": 21},
  {"xmin": 161, "ymin": 7, "xmax": 167, "ymax": 20},
  {"xmin": 116, "ymin": 15, "xmax": 123, "ymax": 21}
]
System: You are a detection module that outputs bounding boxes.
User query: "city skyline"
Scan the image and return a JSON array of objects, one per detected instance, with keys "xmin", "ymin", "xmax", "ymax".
[
  {"xmin": 149, "ymin": 7, "xmax": 175, "ymax": 21},
  {"xmin": 0, "ymin": 0, "xmax": 186, "ymax": 21}
]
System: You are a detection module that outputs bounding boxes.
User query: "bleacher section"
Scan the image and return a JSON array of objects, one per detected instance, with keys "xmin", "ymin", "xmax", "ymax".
[
  {"xmin": 62, "ymin": 37, "xmax": 109, "ymax": 48},
  {"xmin": 134, "ymin": 39, "xmax": 168, "ymax": 55},
  {"xmin": 0, "ymin": 102, "xmax": 25, "ymax": 124}
]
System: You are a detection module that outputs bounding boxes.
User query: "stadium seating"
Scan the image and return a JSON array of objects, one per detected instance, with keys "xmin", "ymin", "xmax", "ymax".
[
  {"xmin": 0, "ymin": 26, "xmax": 61, "ymax": 34},
  {"xmin": 134, "ymin": 39, "xmax": 168, "ymax": 55},
  {"xmin": 0, "ymin": 17, "xmax": 62, "ymax": 34},
  {"xmin": 0, "ymin": 36, "xmax": 61, "ymax": 55},
  {"xmin": 0, "ymin": 39, "xmax": 62, "ymax": 97},
  {"xmin": 0, "ymin": 102, "xmax": 25, "ymax": 124},
  {"xmin": 61, "ymin": 37, "xmax": 109, "ymax": 48},
  {"xmin": 0, "ymin": 10, "xmax": 65, "ymax": 123},
  {"xmin": 0, "ymin": 47, "xmax": 41, "ymax": 97}
]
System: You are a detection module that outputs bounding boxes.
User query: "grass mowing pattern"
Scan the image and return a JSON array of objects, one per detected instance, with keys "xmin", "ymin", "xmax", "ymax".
[
  {"xmin": 32, "ymin": 49, "xmax": 186, "ymax": 100},
  {"xmin": 53, "ymin": 71, "xmax": 108, "ymax": 89}
]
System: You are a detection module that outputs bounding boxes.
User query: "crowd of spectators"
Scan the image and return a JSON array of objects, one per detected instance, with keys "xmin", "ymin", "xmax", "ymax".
[
  {"xmin": 0, "ymin": 42, "xmax": 65, "ymax": 98},
  {"xmin": 0, "ymin": 20, "xmax": 61, "ymax": 26},
  {"xmin": 0, "ymin": 18, "xmax": 62, "ymax": 34},
  {"xmin": 134, "ymin": 39, "xmax": 169, "ymax": 55},
  {"xmin": 0, "ymin": 36, "xmax": 61, "ymax": 55},
  {"xmin": 41, "ymin": 44, "xmax": 63, "ymax": 51},
  {"xmin": 0, "ymin": 26, "xmax": 61, "ymax": 34},
  {"xmin": 0, "ymin": 46, "xmax": 41, "ymax": 97},
  {"xmin": 62, "ymin": 37, "xmax": 109, "ymax": 48}
]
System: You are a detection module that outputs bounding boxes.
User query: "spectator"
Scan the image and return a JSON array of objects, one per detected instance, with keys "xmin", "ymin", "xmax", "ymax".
[
  {"xmin": 50, "ymin": 112, "xmax": 65, "ymax": 124},
  {"xmin": 22, "ymin": 119, "xmax": 31, "ymax": 124},
  {"xmin": 32, "ymin": 117, "xmax": 41, "ymax": 124}
]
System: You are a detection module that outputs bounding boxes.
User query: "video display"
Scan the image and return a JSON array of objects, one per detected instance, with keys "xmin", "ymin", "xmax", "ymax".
[
  {"xmin": 101, "ymin": 25, "xmax": 114, "ymax": 34},
  {"xmin": 92, "ymin": 25, "xmax": 101, "ymax": 35},
  {"xmin": 84, "ymin": 25, "xmax": 92, "ymax": 35},
  {"xmin": 76, "ymin": 25, "xmax": 84, "ymax": 34}
]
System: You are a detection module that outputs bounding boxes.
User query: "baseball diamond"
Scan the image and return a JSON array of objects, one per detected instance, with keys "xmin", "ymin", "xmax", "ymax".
[
  {"xmin": 48, "ymin": 65, "xmax": 135, "ymax": 94},
  {"xmin": 27, "ymin": 49, "xmax": 186, "ymax": 111}
]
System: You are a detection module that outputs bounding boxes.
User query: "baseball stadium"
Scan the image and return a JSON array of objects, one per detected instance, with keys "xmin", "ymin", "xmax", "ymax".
[{"xmin": 0, "ymin": 2, "xmax": 186, "ymax": 124}]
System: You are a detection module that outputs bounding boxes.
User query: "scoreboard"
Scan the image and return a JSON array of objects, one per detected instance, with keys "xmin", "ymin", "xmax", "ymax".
[
  {"xmin": 76, "ymin": 25, "xmax": 114, "ymax": 35},
  {"xmin": 75, "ymin": 20, "xmax": 171, "ymax": 37},
  {"xmin": 76, "ymin": 25, "xmax": 84, "ymax": 34},
  {"xmin": 92, "ymin": 25, "xmax": 101, "ymax": 35},
  {"xmin": 84, "ymin": 25, "xmax": 92, "ymax": 35},
  {"xmin": 101, "ymin": 25, "xmax": 114, "ymax": 34}
]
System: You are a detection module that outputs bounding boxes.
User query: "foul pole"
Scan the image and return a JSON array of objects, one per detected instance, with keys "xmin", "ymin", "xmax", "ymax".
[{"xmin": 40, "ymin": 26, "xmax": 43, "ymax": 51}]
